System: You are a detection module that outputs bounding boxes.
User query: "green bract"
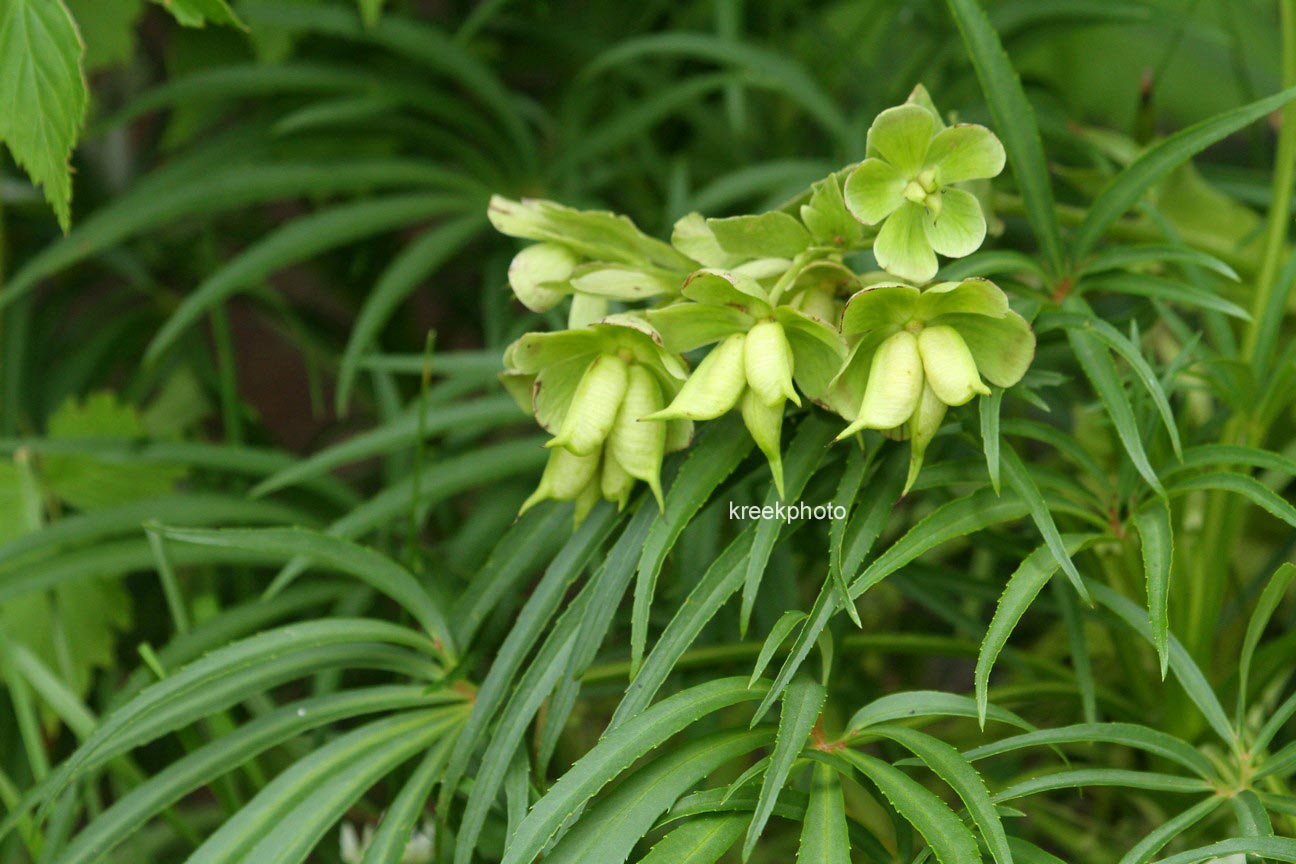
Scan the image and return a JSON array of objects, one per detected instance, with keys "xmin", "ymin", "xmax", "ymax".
[
  {"xmin": 843, "ymin": 87, "xmax": 1006, "ymax": 284},
  {"xmin": 832, "ymin": 278, "xmax": 1034, "ymax": 489},
  {"xmin": 501, "ymin": 315, "xmax": 692, "ymax": 519}
]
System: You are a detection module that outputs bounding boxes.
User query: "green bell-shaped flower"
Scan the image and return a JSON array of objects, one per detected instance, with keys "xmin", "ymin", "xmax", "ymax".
[
  {"xmin": 843, "ymin": 87, "xmax": 1005, "ymax": 284},
  {"xmin": 502, "ymin": 315, "xmax": 692, "ymax": 519},
  {"xmin": 831, "ymin": 277, "xmax": 1034, "ymax": 485},
  {"xmin": 644, "ymin": 269, "xmax": 846, "ymax": 497}
]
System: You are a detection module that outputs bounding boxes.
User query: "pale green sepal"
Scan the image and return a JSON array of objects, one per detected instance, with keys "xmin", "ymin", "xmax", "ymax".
[
  {"xmin": 646, "ymin": 333, "xmax": 746, "ymax": 422},
  {"xmin": 547, "ymin": 354, "xmax": 629, "ymax": 455},
  {"xmin": 508, "ymin": 243, "xmax": 576, "ymax": 312},
  {"xmin": 741, "ymin": 389, "xmax": 785, "ymax": 499},
  {"xmin": 744, "ymin": 321, "xmax": 799, "ymax": 408},
  {"xmin": 917, "ymin": 325, "xmax": 989, "ymax": 407}
]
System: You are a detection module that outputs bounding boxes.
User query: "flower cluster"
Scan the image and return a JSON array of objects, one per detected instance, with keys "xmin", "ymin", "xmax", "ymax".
[{"xmin": 493, "ymin": 86, "xmax": 1035, "ymax": 519}]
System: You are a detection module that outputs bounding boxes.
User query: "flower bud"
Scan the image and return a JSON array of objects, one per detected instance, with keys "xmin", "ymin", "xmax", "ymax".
[
  {"xmin": 508, "ymin": 243, "xmax": 576, "ymax": 312},
  {"xmin": 837, "ymin": 330, "xmax": 923, "ymax": 439},
  {"xmin": 548, "ymin": 354, "xmax": 629, "ymax": 456},
  {"xmin": 608, "ymin": 364, "xmax": 668, "ymax": 509},
  {"xmin": 600, "ymin": 452, "xmax": 635, "ymax": 511},
  {"xmin": 520, "ymin": 446, "xmax": 600, "ymax": 514},
  {"xmin": 744, "ymin": 320, "xmax": 800, "ymax": 408},
  {"xmin": 917, "ymin": 324, "xmax": 989, "ymax": 407},
  {"xmin": 904, "ymin": 382, "xmax": 947, "ymax": 494},
  {"xmin": 645, "ymin": 333, "xmax": 746, "ymax": 422},
  {"xmin": 741, "ymin": 388, "xmax": 785, "ymax": 498}
]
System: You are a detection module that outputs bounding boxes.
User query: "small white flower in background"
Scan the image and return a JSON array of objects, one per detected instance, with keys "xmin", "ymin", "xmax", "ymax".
[{"xmin": 340, "ymin": 818, "xmax": 436, "ymax": 864}]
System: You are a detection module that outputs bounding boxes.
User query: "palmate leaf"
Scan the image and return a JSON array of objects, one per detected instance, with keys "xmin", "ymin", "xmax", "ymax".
[
  {"xmin": 0, "ymin": 0, "xmax": 86, "ymax": 231},
  {"xmin": 502, "ymin": 678, "xmax": 770, "ymax": 864}
]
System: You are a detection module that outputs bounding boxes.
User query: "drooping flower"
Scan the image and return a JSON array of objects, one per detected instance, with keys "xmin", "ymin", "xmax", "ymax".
[
  {"xmin": 645, "ymin": 269, "xmax": 845, "ymax": 496},
  {"xmin": 843, "ymin": 87, "xmax": 1005, "ymax": 284},
  {"xmin": 831, "ymin": 277, "xmax": 1034, "ymax": 489},
  {"xmin": 501, "ymin": 315, "xmax": 691, "ymax": 519}
]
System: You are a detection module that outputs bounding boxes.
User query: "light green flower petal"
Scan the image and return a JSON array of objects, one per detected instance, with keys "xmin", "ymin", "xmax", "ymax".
[
  {"xmin": 741, "ymin": 389, "xmax": 785, "ymax": 498},
  {"xmin": 916, "ymin": 277, "xmax": 1010, "ymax": 321},
  {"xmin": 923, "ymin": 188, "xmax": 986, "ymax": 259},
  {"xmin": 874, "ymin": 202, "xmax": 938, "ymax": 284},
  {"xmin": 645, "ymin": 302, "xmax": 753, "ymax": 354},
  {"xmin": 925, "ymin": 124, "xmax": 1006, "ymax": 183},
  {"xmin": 548, "ymin": 354, "xmax": 629, "ymax": 455},
  {"xmin": 840, "ymin": 282, "xmax": 919, "ymax": 335},
  {"xmin": 917, "ymin": 325, "xmax": 989, "ymax": 406},
  {"xmin": 744, "ymin": 321, "xmax": 799, "ymax": 408},
  {"xmin": 647, "ymin": 333, "xmax": 747, "ymax": 421},
  {"xmin": 904, "ymin": 382, "xmax": 947, "ymax": 494},
  {"xmin": 844, "ymin": 158, "xmax": 907, "ymax": 225},
  {"xmin": 866, "ymin": 104, "xmax": 936, "ymax": 177},
  {"xmin": 942, "ymin": 311, "xmax": 1036, "ymax": 388},
  {"xmin": 839, "ymin": 330, "xmax": 923, "ymax": 437}
]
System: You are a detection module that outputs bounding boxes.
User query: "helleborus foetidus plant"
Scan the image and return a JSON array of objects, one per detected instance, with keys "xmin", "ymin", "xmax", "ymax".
[
  {"xmin": 844, "ymin": 85, "xmax": 1006, "ymax": 284},
  {"xmin": 832, "ymin": 278, "xmax": 1035, "ymax": 489},
  {"xmin": 500, "ymin": 315, "xmax": 692, "ymax": 519},
  {"xmin": 497, "ymin": 87, "xmax": 1032, "ymax": 509}
]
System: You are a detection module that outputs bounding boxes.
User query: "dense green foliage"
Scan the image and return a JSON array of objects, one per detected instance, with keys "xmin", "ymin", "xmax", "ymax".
[{"xmin": 3, "ymin": 0, "xmax": 1296, "ymax": 862}]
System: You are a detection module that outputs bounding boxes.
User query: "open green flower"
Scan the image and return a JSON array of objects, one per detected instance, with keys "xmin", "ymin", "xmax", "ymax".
[
  {"xmin": 501, "ymin": 315, "xmax": 692, "ymax": 520},
  {"xmin": 831, "ymin": 278, "xmax": 1034, "ymax": 489},
  {"xmin": 843, "ymin": 90, "xmax": 1005, "ymax": 284},
  {"xmin": 644, "ymin": 269, "xmax": 845, "ymax": 497}
]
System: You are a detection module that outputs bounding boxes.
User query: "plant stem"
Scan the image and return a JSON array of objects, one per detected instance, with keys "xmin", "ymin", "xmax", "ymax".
[{"xmin": 1186, "ymin": 0, "xmax": 1296, "ymax": 663}]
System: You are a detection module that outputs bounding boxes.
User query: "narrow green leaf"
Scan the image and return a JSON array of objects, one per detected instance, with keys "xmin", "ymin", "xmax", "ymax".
[
  {"xmin": 975, "ymin": 537, "xmax": 1101, "ymax": 725},
  {"xmin": 501, "ymin": 678, "xmax": 769, "ymax": 864},
  {"xmin": 1000, "ymin": 442, "xmax": 1088, "ymax": 602},
  {"xmin": 962, "ymin": 723, "xmax": 1215, "ymax": 780},
  {"xmin": 1082, "ymin": 273, "xmax": 1250, "ymax": 319},
  {"xmin": 1237, "ymin": 563, "xmax": 1296, "ymax": 727},
  {"xmin": 52, "ymin": 686, "xmax": 441, "ymax": 864},
  {"xmin": 980, "ymin": 389, "xmax": 1004, "ymax": 494},
  {"xmin": 155, "ymin": 526, "xmax": 457, "ymax": 658},
  {"xmin": 757, "ymin": 489, "xmax": 1028, "ymax": 723},
  {"xmin": 1079, "ymin": 244, "xmax": 1239, "ymax": 281},
  {"xmin": 336, "ymin": 215, "xmax": 487, "ymax": 411},
  {"xmin": 639, "ymin": 814, "xmax": 746, "ymax": 864},
  {"xmin": 360, "ymin": 737, "xmax": 453, "ymax": 864},
  {"xmin": 1115, "ymin": 797, "xmax": 1223, "ymax": 864},
  {"xmin": 944, "ymin": 0, "xmax": 1064, "ymax": 275},
  {"xmin": 1072, "ymin": 84, "xmax": 1296, "ymax": 259},
  {"xmin": 1065, "ymin": 315, "xmax": 1164, "ymax": 495},
  {"xmin": 744, "ymin": 677, "xmax": 826, "ymax": 860},
  {"xmin": 994, "ymin": 768, "xmax": 1210, "ymax": 802},
  {"xmin": 631, "ymin": 416, "xmax": 752, "ymax": 677},
  {"xmin": 837, "ymin": 749, "xmax": 982, "ymax": 864},
  {"xmin": 153, "ymin": 0, "xmax": 242, "ymax": 27},
  {"xmin": 187, "ymin": 710, "xmax": 461, "ymax": 864},
  {"xmin": 797, "ymin": 762, "xmax": 851, "ymax": 864},
  {"xmin": 846, "ymin": 691, "xmax": 1034, "ymax": 737},
  {"xmin": 862, "ymin": 726, "xmax": 1011, "ymax": 864},
  {"xmin": 1168, "ymin": 472, "xmax": 1296, "ymax": 527},
  {"xmin": 544, "ymin": 729, "xmax": 771, "ymax": 864},
  {"xmin": 1038, "ymin": 312, "xmax": 1183, "ymax": 459},
  {"xmin": 145, "ymin": 195, "xmax": 472, "ymax": 364},
  {"xmin": 1133, "ymin": 500, "xmax": 1174, "ymax": 678},
  {"xmin": 1087, "ymin": 581, "xmax": 1235, "ymax": 743}
]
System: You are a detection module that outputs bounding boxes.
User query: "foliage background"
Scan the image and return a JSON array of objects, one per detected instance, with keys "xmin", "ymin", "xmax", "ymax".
[{"xmin": 2, "ymin": 0, "xmax": 1296, "ymax": 862}]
